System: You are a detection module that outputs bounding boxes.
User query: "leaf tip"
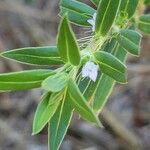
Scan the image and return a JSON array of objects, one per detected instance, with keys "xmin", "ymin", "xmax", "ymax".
[{"xmin": 32, "ymin": 125, "xmax": 39, "ymax": 136}]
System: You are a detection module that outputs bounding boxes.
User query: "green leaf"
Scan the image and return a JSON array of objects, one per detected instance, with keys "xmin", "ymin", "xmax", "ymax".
[
  {"xmin": 119, "ymin": 0, "xmax": 139, "ymax": 18},
  {"xmin": 94, "ymin": 51, "xmax": 127, "ymax": 83},
  {"xmin": 49, "ymin": 91, "xmax": 64, "ymax": 105},
  {"xmin": 0, "ymin": 69, "xmax": 55, "ymax": 91},
  {"xmin": 60, "ymin": 0, "xmax": 95, "ymax": 15},
  {"xmin": 90, "ymin": 0, "xmax": 101, "ymax": 6},
  {"xmin": 95, "ymin": 0, "xmax": 121, "ymax": 36},
  {"xmin": 32, "ymin": 93, "xmax": 60, "ymax": 135},
  {"xmin": 1, "ymin": 46, "xmax": 63, "ymax": 65},
  {"xmin": 42, "ymin": 73, "xmax": 69, "ymax": 92},
  {"xmin": 68, "ymin": 79, "xmax": 101, "ymax": 126},
  {"xmin": 60, "ymin": 8, "xmax": 92, "ymax": 27},
  {"xmin": 60, "ymin": 0, "xmax": 95, "ymax": 26},
  {"xmin": 57, "ymin": 15, "xmax": 81, "ymax": 66},
  {"xmin": 60, "ymin": 0, "xmax": 95, "ymax": 16},
  {"xmin": 138, "ymin": 14, "xmax": 150, "ymax": 34},
  {"xmin": 49, "ymin": 93, "xmax": 73, "ymax": 150},
  {"xmin": 117, "ymin": 29, "xmax": 142, "ymax": 55},
  {"xmin": 93, "ymin": 40, "xmax": 127, "ymax": 111},
  {"xmin": 78, "ymin": 72, "xmax": 101, "ymax": 102}
]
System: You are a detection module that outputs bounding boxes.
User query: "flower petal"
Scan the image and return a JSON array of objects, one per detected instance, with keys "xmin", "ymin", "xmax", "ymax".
[{"xmin": 81, "ymin": 61, "xmax": 99, "ymax": 82}]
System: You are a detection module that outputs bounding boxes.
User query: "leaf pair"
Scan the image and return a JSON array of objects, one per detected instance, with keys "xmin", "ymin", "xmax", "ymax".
[
  {"xmin": 42, "ymin": 72, "xmax": 100, "ymax": 125},
  {"xmin": 95, "ymin": 0, "xmax": 139, "ymax": 35},
  {"xmin": 0, "ymin": 69, "xmax": 55, "ymax": 91},
  {"xmin": 37, "ymin": 72, "xmax": 100, "ymax": 150},
  {"xmin": 48, "ymin": 79, "xmax": 101, "ymax": 150},
  {"xmin": 94, "ymin": 51, "xmax": 127, "ymax": 83},
  {"xmin": 95, "ymin": 0, "xmax": 121, "ymax": 36},
  {"xmin": 60, "ymin": 0, "xmax": 95, "ymax": 26},
  {"xmin": 1, "ymin": 46, "xmax": 63, "ymax": 65},
  {"xmin": 49, "ymin": 93, "xmax": 73, "ymax": 150},
  {"xmin": 57, "ymin": 15, "xmax": 81, "ymax": 66},
  {"xmin": 33, "ymin": 86, "xmax": 72, "ymax": 150}
]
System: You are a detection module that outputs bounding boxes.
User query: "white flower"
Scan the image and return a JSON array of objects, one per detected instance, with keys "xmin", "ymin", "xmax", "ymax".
[
  {"xmin": 82, "ymin": 61, "xmax": 99, "ymax": 82},
  {"xmin": 87, "ymin": 13, "xmax": 96, "ymax": 32}
]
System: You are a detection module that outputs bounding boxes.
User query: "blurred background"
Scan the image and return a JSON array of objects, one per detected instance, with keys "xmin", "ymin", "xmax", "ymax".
[{"xmin": 0, "ymin": 0, "xmax": 149, "ymax": 150}]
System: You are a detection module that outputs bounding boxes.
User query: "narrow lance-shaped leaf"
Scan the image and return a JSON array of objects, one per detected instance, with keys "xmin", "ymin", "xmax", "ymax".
[
  {"xmin": 93, "ymin": 40, "xmax": 127, "ymax": 111},
  {"xmin": 68, "ymin": 79, "xmax": 101, "ymax": 126},
  {"xmin": 42, "ymin": 72, "xmax": 69, "ymax": 92},
  {"xmin": 95, "ymin": 0, "xmax": 121, "ymax": 36},
  {"xmin": 57, "ymin": 15, "xmax": 81, "ymax": 66},
  {"xmin": 32, "ymin": 92, "xmax": 60, "ymax": 135},
  {"xmin": 1, "ymin": 46, "xmax": 63, "ymax": 65},
  {"xmin": 138, "ymin": 14, "xmax": 150, "ymax": 34},
  {"xmin": 94, "ymin": 51, "xmax": 127, "ymax": 83},
  {"xmin": 49, "ymin": 93, "xmax": 73, "ymax": 150},
  {"xmin": 117, "ymin": 29, "xmax": 142, "ymax": 55},
  {"xmin": 119, "ymin": 0, "xmax": 139, "ymax": 18},
  {"xmin": 0, "ymin": 69, "xmax": 55, "ymax": 92},
  {"xmin": 60, "ymin": 0, "xmax": 95, "ymax": 26}
]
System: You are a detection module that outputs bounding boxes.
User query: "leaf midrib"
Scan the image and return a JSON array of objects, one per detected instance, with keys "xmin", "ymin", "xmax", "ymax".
[
  {"xmin": 3, "ymin": 53, "xmax": 60, "ymax": 59},
  {"xmin": 89, "ymin": 41, "xmax": 119, "ymax": 103},
  {"xmin": 0, "ymin": 80, "xmax": 43, "ymax": 84},
  {"xmin": 52, "ymin": 95, "xmax": 66, "ymax": 150},
  {"xmin": 124, "ymin": 0, "xmax": 130, "ymax": 13},
  {"xmin": 64, "ymin": 21, "xmax": 70, "ymax": 63},
  {"xmin": 61, "ymin": 6, "xmax": 93, "ymax": 18},
  {"xmin": 139, "ymin": 21, "xmax": 150, "ymax": 25},
  {"xmin": 120, "ymin": 34, "xmax": 139, "ymax": 49},
  {"xmin": 100, "ymin": 62, "xmax": 125, "ymax": 76},
  {"xmin": 69, "ymin": 93, "xmax": 93, "ymax": 118},
  {"xmin": 37, "ymin": 101, "xmax": 59, "ymax": 134},
  {"xmin": 99, "ymin": 0, "xmax": 111, "ymax": 33}
]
